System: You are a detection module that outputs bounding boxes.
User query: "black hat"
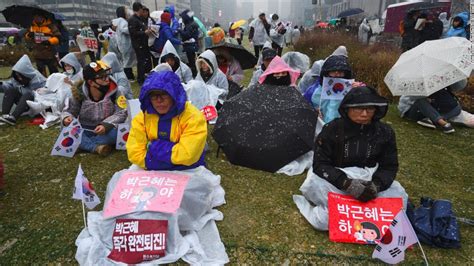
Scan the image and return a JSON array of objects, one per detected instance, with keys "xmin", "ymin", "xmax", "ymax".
[
  {"xmin": 262, "ymin": 48, "xmax": 277, "ymax": 60},
  {"xmin": 82, "ymin": 61, "xmax": 111, "ymax": 81}
]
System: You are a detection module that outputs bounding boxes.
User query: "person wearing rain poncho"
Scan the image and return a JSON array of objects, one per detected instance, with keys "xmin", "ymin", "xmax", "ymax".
[
  {"xmin": 126, "ymin": 71, "xmax": 207, "ymax": 170},
  {"xmin": 61, "ymin": 61, "xmax": 127, "ymax": 156},
  {"xmin": 269, "ymin": 14, "xmax": 287, "ymax": 56},
  {"xmin": 258, "ymin": 55, "xmax": 300, "ymax": 87},
  {"xmin": 294, "ymin": 86, "xmax": 408, "ymax": 231},
  {"xmin": 398, "ymin": 79, "xmax": 474, "ymax": 133},
  {"xmin": 59, "ymin": 52, "xmax": 83, "ymax": 82},
  {"xmin": 195, "ymin": 50, "xmax": 229, "ymax": 105},
  {"xmin": 298, "ymin": 59, "xmax": 324, "ymax": 95},
  {"xmin": 248, "ymin": 47, "xmax": 277, "ymax": 88},
  {"xmin": 438, "ymin": 12, "xmax": 450, "ymax": 37},
  {"xmin": 214, "ymin": 47, "xmax": 245, "ymax": 85},
  {"xmin": 0, "ymin": 55, "xmax": 46, "ymax": 126},
  {"xmin": 445, "ymin": 12, "xmax": 469, "ymax": 38},
  {"xmin": 113, "ymin": 6, "xmax": 137, "ymax": 81},
  {"xmin": 153, "ymin": 40, "xmax": 193, "ymax": 84},
  {"xmin": 101, "ymin": 52, "xmax": 133, "ymax": 99},
  {"xmin": 358, "ymin": 18, "xmax": 371, "ymax": 45},
  {"xmin": 248, "ymin": 12, "xmax": 271, "ymax": 59}
]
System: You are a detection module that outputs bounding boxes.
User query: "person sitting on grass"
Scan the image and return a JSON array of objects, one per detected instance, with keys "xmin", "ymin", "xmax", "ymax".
[
  {"xmin": 398, "ymin": 79, "xmax": 474, "ymax": 133},
  {"xmin": 101, "ymin": 52, "xmax": 133, "ymax": 99},
  {"xmin": 126, "ymin": 71, "xmax": 207, "ymax": 170},
  {"xmin": 152, "ymin": 40, "xmax": 193, "ymax": 84},
  {"xmin": 195, "ymin": 50, "xmax": 229, "ymax": 106},
  {"xmin": 0, "ymin": 55, "xmax": 46, "ymax": 126},
  {"xmin": 61, "ymin": 61, "xmax": 127, "ymax": 156},
  {"xmin": 302, "ymin": 86, "xmax": 408, "ymax": 230}
]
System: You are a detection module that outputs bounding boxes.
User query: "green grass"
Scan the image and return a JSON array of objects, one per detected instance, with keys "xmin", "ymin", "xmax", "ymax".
[{"xmin": 0, "ymin": 47, "xmax": 473, "ymax": 264}]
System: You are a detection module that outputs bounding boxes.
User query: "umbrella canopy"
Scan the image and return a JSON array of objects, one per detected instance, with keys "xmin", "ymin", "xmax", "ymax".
[
  {"xmin": 208, "ymin": 42, "xmax": 257, "ymax": 70},
  {"xmin": 231, "ymin": 19, "xmax": 247, "ymax": 30},
  {"xmin": 384, "ymin": 37, "xmax": 473, "ymax": 96},
  {"xmin": 194, "ymin": 16, "xmax": 207, "ymax": 35},
  {"xmin": 337, "ymin": 8, "xmax": 364, "ymax": 18},
  {"xmin": 2, "ymin": 5, "xmax": 56, "ymax": 28},
  {"xmin": 212, "ymin": 84, "xmax": 317, "ymax": 173}
]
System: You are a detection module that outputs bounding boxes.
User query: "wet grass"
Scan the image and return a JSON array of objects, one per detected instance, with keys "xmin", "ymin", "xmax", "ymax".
[{"xmin": 0, "ymin": 48, "xmax": 473, "ymax": 264}]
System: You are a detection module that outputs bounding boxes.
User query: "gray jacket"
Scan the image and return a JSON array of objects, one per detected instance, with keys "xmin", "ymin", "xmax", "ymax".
[{"xmin": 0, "ymin": 55, "xmax": 46, "ymax": 94}]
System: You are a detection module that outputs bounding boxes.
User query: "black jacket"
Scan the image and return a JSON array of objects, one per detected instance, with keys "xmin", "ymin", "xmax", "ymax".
[
  {"xmin": 313, "ymin": 86, "xmax": 398, "ymax": 192},
  {"xmin": 128, "ymin": 14, "xmax": 148, "ymax": 49}
]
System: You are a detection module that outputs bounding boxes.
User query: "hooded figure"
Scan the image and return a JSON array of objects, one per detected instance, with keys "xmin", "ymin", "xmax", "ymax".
[
  {"xmin": 358, "ymin": 18, "xmax": 371, "ymax": 44},
  {"xmin": 101, "ymin": 52, "xmax": 133, "ymax": 99},
  {"xmin": 249, "ymin": 46, "xmax": 277, "ymax": 88},
  {"xmin": 446, "ymin": 12, "xmax": 469, "ymax": 38},
  {"xmin": 0, "ymin": 55, "xmax": 47, "ymax": 125},
  {"xmin": 154, "ymin": 40, "xmax": 193, "ymax": 83},
  {"xmin": 126, "ymin": 71, "xmax": 207, "ymax": 170},
  {"xmin": 269, "ymin": 14, "xmax": 286, "ymax": 55},
  {"xmin": 180, "ymin": 9, "xmax": 200, "ymax": 75},
  {"xmin": 214, "ymin": 48, "xmax": 244, "ymax": 85},
  {"xmin": 299, "ymin": 60, "xmax": 324, "ymax": 95},
  {"xmin": 154, "ymin": 13, "xmax": 182, "ymax": 53},
  {"xmin": 113, "ymin": 6, "xmax": 137, "ymax": 70},
  {"xmin": 309, "ymin": 54, "xmax": 352, "ymax": 119},
  {"xmin": 59, "ymin": 52, "xmax": 83, "ymax": 82},
  {"xmin": 258, "ymin": 56, "xmax": 300, "ymax": 86},
  {"xmin": 164, "ymin": 5, "xmax": 180, "ymax": 36},
  {"xmin": 300, "ymin": 86, "xmax": 407, "ymax": 230},
  {"xmin": 438, "ymin": 12, "xmax": 450, "ymax": 37},
  {"xmin": 195, "ymin": 50, "xmax": 229, "ymax": 104}
]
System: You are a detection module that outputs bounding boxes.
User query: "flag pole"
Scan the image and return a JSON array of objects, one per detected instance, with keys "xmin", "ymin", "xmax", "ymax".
[
  {"xmin": 82, "ymin": 201, "xmax": 88, "ymax": 228},
  {"xmin": 402, "ymin": 210, "xmax": 429, "ymax": 266}
]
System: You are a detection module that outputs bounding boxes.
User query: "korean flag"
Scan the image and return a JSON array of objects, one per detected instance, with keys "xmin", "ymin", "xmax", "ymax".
[{"xmin": 51, "ymin": 118, "xmax": 83, "ymax": 158}]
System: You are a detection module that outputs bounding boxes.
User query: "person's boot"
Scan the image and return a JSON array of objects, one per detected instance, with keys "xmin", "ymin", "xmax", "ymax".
[{"xmin": 95, "ymin": 145, "xmax": 112, "ymax": 156}]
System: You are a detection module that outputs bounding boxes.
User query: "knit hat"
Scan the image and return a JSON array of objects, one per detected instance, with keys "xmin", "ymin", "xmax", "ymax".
[
  {"xmin": 161, "ymin": 12, "xmax": 171, "ymax": 25},
  {"xmin": 262, "ymin": 48, "xmax": 277, "ymax": 60},
  {"xmin": 82, "ymin": 61, "xmax": 111, "ymax": 81}
]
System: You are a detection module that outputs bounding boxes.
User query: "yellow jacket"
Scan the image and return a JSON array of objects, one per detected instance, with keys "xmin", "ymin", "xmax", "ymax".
[{"xmin": 127, "ymin": 102, "xmax": 207, "ymax": 169}]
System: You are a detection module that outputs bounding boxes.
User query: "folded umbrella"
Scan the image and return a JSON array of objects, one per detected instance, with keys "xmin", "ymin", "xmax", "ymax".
[
  {"xmin": 208, "ymin": 42, "xmax": 257, "ymax": 70},
  {"xmin": 384, "ymin": 37, "xmax": 473, "ymax": 96},
  {"xmin": 212, "ymin": 84, "xmax": 317, "ymax": 173}
]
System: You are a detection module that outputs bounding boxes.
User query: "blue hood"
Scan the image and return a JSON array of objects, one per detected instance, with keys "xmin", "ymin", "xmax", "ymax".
[
  {"xmin": 140, "ymin": 71, "xmax": 187, "ymax": 119},
  {"xmin": 167, "ymin": 5, "xmax": 175, "ymax": 18},
  {"xmin": 454, "ymin": 12, "xmax": 469, "ymax": 28}
]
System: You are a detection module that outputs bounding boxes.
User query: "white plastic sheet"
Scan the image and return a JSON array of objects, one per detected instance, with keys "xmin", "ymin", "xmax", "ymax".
[
  {"xmin": 75, "ymin": 166, "xmax": 228, "ymax": 265},
  {"xmin": 183, "ymin": 80, "xmax": 225, "ymax": 111},
  {"xmin": 294, "ymin": 166, "xmax": 408, "ymax": 231},
  {"xmin": 281, "ymin": 51, "xmax": 310, "ymax": 73}
]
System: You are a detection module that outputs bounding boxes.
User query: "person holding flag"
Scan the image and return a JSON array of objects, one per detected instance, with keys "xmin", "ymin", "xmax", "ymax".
[{"xmin": 61, "ymin": 61, "xmax": 127, "ymax": 156}]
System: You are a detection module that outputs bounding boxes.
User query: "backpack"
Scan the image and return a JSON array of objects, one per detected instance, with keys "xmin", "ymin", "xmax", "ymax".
[
  {"xmin": 406, "ymin": 197, "xmax": 461, "ymax": 249},
  {"xmin": 399, "ymin": 20, "xmax": 405, "ymax": 37}
]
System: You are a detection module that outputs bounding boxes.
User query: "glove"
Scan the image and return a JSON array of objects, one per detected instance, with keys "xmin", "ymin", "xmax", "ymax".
[
  {"xmin": 41, "ymin": 40, "xmax": 50, "ymax": 45},
  {"xmin": 342, "ymin": 179, "xmax": 371, "ymax": 199},
  {"xmin": 357, "ymin": 181, "xmax": 378, "ymax": 202}
]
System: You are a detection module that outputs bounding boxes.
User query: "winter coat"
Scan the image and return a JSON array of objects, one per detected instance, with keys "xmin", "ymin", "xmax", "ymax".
[
  {"xmin": 179, "ymin": 11, "xmax": 199, "ymax": 53},
  {"xmin": 258, "ymin": 55, "xmax": 300, "ymax": 86},
  {"xmin": 25, "ymin": 18, "xmax": 61, "ymax": 60},
  {"xmin": 126, "ymin": 71, "xmax": 207, "ymax": 170},
  {"xmin": 249, "ymin": 17, "xmax": 270, "ymax": 45},
  {"xmin": 195, "ymin": 50, "xmax": 229, "ymax": 103},
  {"xmin": 167, "ymin": 5, "xmax": 180, "ymax": 36},
  {"xmin": 156, "ymin": 40, "xmax": 193, "ymax": 83},
  {"xmin": 154, "ymin": 22, "xmax": 182, "ymax": 52},
  {"xmin": 358, "ymin": 19, "xmax": 370, "ymax": 44},
  {"xmin": 101, "ymin": 52, "xmax": 133, "ymax": 99},
  {"xmin": 401, "ymin": 16, "xmax": 420, "ymax": 51},
  {"xmin": 0, "ymin": 55, "xmax": 46, "ymax": 94},
  {"xmin": 62, "ymin": 80, "xmax": 127, "ymax": 131},
  {"xmin": 298, "ymin": 60, "xmax": 324, "ymax": 94},
  {"xmin": 446, "ymin": 12, "xmax": 469, "ymax": 38},
  {"xmin": 59, "ymin": 52, "xmax": 83, "ymax": 82},
  {"xmin": 313, "ymin": 86, "xmax": 397, "ymax": 192},
  {"xmin": 420, "ymin": 19, "xmax": 443, "ymax": 43},
  {"xmin": 57, "ymin": 26, "xmax": 70, "ymax": 55},
  {"xmin": 128, "ymin": 14, "xmax": 148, "ymax": 50},
  {"xmin": 113, "ymin": 17, "xmax": 137, "ymax": 68}
]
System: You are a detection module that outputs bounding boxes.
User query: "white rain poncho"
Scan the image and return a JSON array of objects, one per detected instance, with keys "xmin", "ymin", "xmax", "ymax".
[
  {"xmin": 281, "ymin": 51, "xmax": 310, "ymax": 73},
  {"xmin": 0, "ymin": 55, "xmax": 46, "ymax": 95},
  {"xmin": 269, "ymin": 18, "xmax": 286, "ymax": 47},
  {"xmin": 101, "ymin": 52, "xmax": 133, "ymax": 99},
  {"xmin": 112, "ymin": 17, "xmax": 137, "ymax": 68},
  {"xmin": 75, "ymin": 166, "xmax": 229, "ymax": 265},
  {"xmin": 155, "ymin": 40, "xmax": 193, "ymax": 84},
  {"xmin": 293, "ymin": 166, "xmax": 408, "ymax": 231},
  {"xmin": 183, "ymin": 80, "xmax": 225, "ymax": 111},
  {"xmin": 358, "ymin": 18, "xmax": 370, "ymax": 44},
  {"xmin": 298, "ymin": 60, "xmax": 324, "ymax": 94},
  {"xmin": 26, "ymin": 73, "xmax": 72, "ymax": 128},
  {"xmin": 195, "ymin": 50, "xmax": 229, "ymax": 104},
  {"xmin": 249, "ymin": 17, "xmax": 269, "ymax": 46},
  {"xmin": 59, "ymin": 52, "xmax": 83, "ymax": 82},
  {"xmin": 248, "ymin": 67, "xmax": 264, "ymax": 88},
  {"xmin": 291, "ymin": 28, "xmax": 300, "ymax": 45}
]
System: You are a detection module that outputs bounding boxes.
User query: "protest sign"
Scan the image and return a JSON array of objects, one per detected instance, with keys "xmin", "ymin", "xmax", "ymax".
[
  {"xmin": 328, "ymin": 192, "xmax": 403, "ymax": 244},
  {"xmin": 108, "ymin": 219, "xmax": 167, "ymax": 264},
  {"xmin": 77, "ymin": 35, "xmax": 99, "ymax": 53},
  {"xmin": 103, "ymin": 171, "xmax": 190, "ymax": 219},
  {"xmin": 201, "ymin": 105, "xmax": 218, "ymax": 121}
]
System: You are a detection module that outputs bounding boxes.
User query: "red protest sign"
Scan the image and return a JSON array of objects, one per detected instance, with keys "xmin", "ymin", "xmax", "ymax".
[
  {"xmin": 328, "ymin": 192, "xmax": 403, "ymax": 245},
  {"xmin": 108, "ymin": 219, "xmax": 168, "ymax": 264},
  {"xmin": 201, "ymin": 105, "xmax": 218, "ymax": 121}
]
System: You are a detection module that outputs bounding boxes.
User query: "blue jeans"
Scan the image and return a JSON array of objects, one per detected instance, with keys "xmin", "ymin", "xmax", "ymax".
[
  {"xmin": 79, "ymin": 128, "xmax": 117, "ymax": 153},
  {"xmin": 406, "ymin": 98, "xmax": 461, "ymax": 124}
]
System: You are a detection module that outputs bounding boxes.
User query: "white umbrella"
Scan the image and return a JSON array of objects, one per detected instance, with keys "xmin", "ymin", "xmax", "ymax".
[{"xmin": 384, "ymin": 37, "xmax": 473, "ymax": 96}]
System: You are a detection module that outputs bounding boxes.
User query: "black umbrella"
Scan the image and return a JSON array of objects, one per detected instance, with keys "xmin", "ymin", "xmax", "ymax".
[
  {"xmin": 212, "ymin": 84, "xmax": 317, "ymax": 173},
  {"xmin": 337, "ymin": 8, "xmax": 364, "ymax": 18},
  {"xmin": 227, "ymin": 80, "xmax": 243, "ymax": 100},
  {"xmin": 208, "ymin": 42, "xmax": 257, "ymax": 70},
  {"xmin": 2, "ymin": 5, "xmax": 56, "ymax": 28}
]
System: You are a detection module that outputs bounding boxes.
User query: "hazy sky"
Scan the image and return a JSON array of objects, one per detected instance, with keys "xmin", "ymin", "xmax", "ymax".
[{"xmin": 237, "ymin": 0, "xmax": 268, "ymax": 17}]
